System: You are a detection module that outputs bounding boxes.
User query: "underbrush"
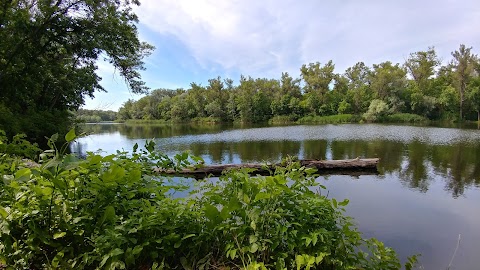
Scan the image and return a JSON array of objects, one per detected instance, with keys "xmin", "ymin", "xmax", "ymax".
[
  {"xmin": 0, "ymin": 130, "xmax": 418, "ymax": 269},
  {"xmin": 384, "ymin": 113, "xmax": 428, "ymax": 123},
  {"xmin": 297, "ymin": 114, "xmax": 359, "ymax": 124},
  {"xmin": 268, "ymin": 116, "xmax": 296, "ymax": 124}
]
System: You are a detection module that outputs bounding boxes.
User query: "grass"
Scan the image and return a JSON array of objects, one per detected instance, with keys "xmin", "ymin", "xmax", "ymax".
[
  {"xmin": 268, "ymin": 115, "xmax": 296, "ymax": 124},
  {"xmin": 297, "ymin": 114, "xmax": 359, "ymax": 124}
]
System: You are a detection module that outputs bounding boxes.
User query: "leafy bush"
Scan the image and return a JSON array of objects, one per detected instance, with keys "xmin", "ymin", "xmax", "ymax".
[
  {"xmin": 363, "ymin": 100, "xmax": 390, "ymax": 122},
  {"xmin": 0, "ymin": 130, "xmax": 417, "ymax": 269},
  {"xmin": 0, "ymin": 130, "xmax": 41, "ymax": 160}
]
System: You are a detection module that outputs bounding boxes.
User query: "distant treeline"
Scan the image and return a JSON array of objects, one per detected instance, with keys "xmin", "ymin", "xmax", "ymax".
[
  {"xmin": 117, "ymin": 45, "xmax": 480, "ymax": 123},
  {"xmin": 75, "ymin": 109, "xmax": 117, "ymax": 123}
]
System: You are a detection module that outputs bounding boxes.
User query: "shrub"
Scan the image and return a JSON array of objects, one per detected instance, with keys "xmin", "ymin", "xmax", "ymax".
[
  {"xmin": 0, "ymin": 130, "xmax": 417, "ymax": 269},
  {"xmin": 385, "ymin": 113, "xmax": 428, "ymax": 123},
  {"xmin": 363, "ymin": 99, "xmax": 390, "ymax": 122},
  {"xmin": 0, "ymin": 130, "xmax": 41, "ymax": 160}
]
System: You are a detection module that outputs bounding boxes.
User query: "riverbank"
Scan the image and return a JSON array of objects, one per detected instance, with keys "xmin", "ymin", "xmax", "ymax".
[{"xmin": 118, "ymin": 113, "xmax": 432, "ymax": 126}]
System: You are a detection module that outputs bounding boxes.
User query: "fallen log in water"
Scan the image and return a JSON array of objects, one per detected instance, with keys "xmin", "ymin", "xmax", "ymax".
[{"xmin": 157, "ymin": 158, "xmax": 379, "ymax": 179}]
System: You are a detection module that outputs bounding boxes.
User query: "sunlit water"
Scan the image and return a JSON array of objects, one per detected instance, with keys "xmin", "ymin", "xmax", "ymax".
[{"xmin": 73, "ymin": 123, "xmax": 480, "ymax": 269}]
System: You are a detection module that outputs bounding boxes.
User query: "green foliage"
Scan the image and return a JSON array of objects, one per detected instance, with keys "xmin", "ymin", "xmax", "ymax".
[
  {"xmin": 363, "ymin": 99, "xmax": 390, "ymax": 122},
  {"xmin": 75, "ymin": 109, "xmax": 117, "ymax": 123},
  {"xmin": 297, "ymin": 114, "xmax": 357, "ymax": 124},
  {"xmin": 117, "ymin": 45, "xmax": 479, "ymax": 126},
  {"xmin": 0, "ymin": 0, "xmax": 152, "ymax": 143},
  {"xmin": 0, "ymin": 130, "xmax": 41, "ymax": 160},
  {"xmin": 385, "ymin": 113, "xmax": 428, "ymax": 123},
  {"xmin": 268, "ymin": 116, "xmax": 296, "ymax": 124},
  {"xmin": 0, "ymin": 131, "xmax": 418, "ymax": 269}
]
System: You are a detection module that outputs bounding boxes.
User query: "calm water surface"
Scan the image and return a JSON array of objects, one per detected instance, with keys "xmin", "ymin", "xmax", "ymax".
[{"xmin": 73, "ymin": 123, "xmax": 480, "ymax": 269}]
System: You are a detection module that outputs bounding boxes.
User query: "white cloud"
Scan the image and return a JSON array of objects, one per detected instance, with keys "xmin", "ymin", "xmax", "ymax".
[{"xmin": 135, "ymin": 0, "xmax": 480, "ymax": 77}]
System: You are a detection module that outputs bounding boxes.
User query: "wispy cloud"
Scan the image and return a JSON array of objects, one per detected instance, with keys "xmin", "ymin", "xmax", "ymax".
[
  {"xmin": 85, "ymin": 0, "xmax": 480, "ymax": 110},
  {"xmin": 135, "ymin": 0, "xmax": 480, "ymax": 75}
]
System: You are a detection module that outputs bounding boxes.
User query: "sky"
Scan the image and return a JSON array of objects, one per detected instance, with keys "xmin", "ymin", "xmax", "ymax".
[{"xmin": 83, "ymin": 0, "xmax": 480, "ymax": 111}]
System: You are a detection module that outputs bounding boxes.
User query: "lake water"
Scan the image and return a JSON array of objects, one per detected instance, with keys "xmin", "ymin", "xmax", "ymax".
[{"xmin": 73, "ymin": 123, "xmax": 480, "ymax": 269}]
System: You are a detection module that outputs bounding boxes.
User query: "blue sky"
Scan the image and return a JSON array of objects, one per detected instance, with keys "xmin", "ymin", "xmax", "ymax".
[{"xmin": 84, "ymin": 0, "xmax": 480, "ymax": 111}]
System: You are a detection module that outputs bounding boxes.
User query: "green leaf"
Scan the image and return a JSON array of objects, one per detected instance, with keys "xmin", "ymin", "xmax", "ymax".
[
  {"xmin": 249, "ymin": 235, "xmax": 258, "ymax": 244},
  {"xmin": 332, "ymin": 198, "xmax": 338, "ymax": 208},
  {"xmin": 100, "ymin": 255, "xmax": 110, "ymax": 268},
  {"xmin": 296, "ymin": 255, "xmax": 305, "ymax": 269},
  {"xmin": 180, "ymin": 257, "xmax": 192, "ymax": 270},
  {"xmin": 132, "ymin": 245, "xmax": 143, "ymax": 255},
  {"xmin": 15, "ymin": 168, "xmax": 31, "ymax": 180},
  {"xmin": 50, "ymin": 133, "xmax": 59, "ymax": 143},
  {"xmin": 110, "ymin": 248, "xmax": 124, "ymax": 257},
  {"xmin": 250, "ymin": 220, "xmax": 257, "ymax": 230},
  {"xmin": 42, "ymin": 187, "xmax": 53, "ymax": 196},
  {"xmin": 145, "ymin": 140, "xmax": 156, "ymax": 153},
  {"xmin": 88, "ymin": 154, "xmax": 103, "ymax": 165},
  {"xmin": 254, "ymin": 192, "xmax": 271, "ymax": 201},
  {"xmin": 99, "ymin": 206, "xmax": 116, "ymax": 226},
  {"xmin": 250, "ymin": 243, "xmax": 259, "ymax": 253},
  {"xmin": 303, "ymin": 236, "xmax": 312, "ymax": 247},
  {"xmin": 0, "ymin": 206, "xmax": 9, "ymax": 219},
  {"xmin": 181, "ymin": 234, "xmax": 196, "ymax": 240},
  {"xmin": 133, "ymin": 143, "xmax": 139, "ymax": 153},
  {"xmin": 204, "ymin": 204, "xmax": 219, "ymax": 222},
  {"xmin": 53, "ymin": 232, "xmax": 66, "ymax": 239},
  {"xmin": 65, "ymin": 129, "xmax": 76, "ymax": 142},
  {"xmin": 315, "ymin": 253, "xmax": 328, "ymax": 264},
  {"xmin": 128, "ymin": 170, "xmax": 141, "ymax": 183},
  {"xmin": 230, "ymin": 249, "xmax": 237, "ymax": 259},
  {"xmin": 339, "ymin": 199, "xmax": 350, "ymax": 206},
  {"xmin": 243, "ymin": 193, "xmax": 251, "ymax": 204}
]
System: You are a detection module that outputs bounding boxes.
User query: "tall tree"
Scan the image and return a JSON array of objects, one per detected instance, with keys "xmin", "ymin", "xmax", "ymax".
[
  {"xmin": 369, "ymin": 61, "xmax": 407, "ymax": 113},
  {"xmin": 0, "ymin": 0, "xmax": 153, "ymax": 141},
  {"xmin": 344, "ymin": 62, "xmax": 372, "ymax": 114},
  {"xmin": 451, "ymin": 44, "xmax": 477, "ymax": 120},
  {"xmin": 405, "ymin": 47, "xmax": 440, "ymax": 92},
  {"xmin": 404, "ymin": 47, "xmax": 441, "ymax": 116},
  {"xmin": 300, "ymin": 61, "xmax": 336, "ymax": 115},
  {"xmin": 466, "ymin": 59, "xmax": 480, "ymax": 122}
]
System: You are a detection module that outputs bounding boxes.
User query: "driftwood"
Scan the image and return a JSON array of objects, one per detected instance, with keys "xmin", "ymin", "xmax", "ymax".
[{"xmin": 157, "ymin": 158, "xmax": 379, "ymax": 179}]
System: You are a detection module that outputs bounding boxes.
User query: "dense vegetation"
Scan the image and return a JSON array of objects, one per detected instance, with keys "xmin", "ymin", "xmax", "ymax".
[
  {"xmin": 118, "ymin": 46, "xmax": 480, "ymax": 124},
  {"xmin": 75, "ymin": 109, "xmax": 118, "ymax": 123},
  {"xmin": 0, "ymin": 130, "xmax": 418, "ymax": 269},
  {"xmin": 0, "ymin": 0, "xmax": 152, "ymax": 143}
]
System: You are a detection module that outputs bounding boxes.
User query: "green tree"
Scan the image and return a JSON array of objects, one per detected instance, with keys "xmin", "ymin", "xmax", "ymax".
[
  {"xmin": 117, "ymin": 99, "xmax": 135, "ymax": 121},
  {"xmin": 369, "ymin": 61, "xmax": 407, "ymax": 113},
  {"xmin": 451, "ymin": 44, "xmax": 477, "ymax": 120},
  {"xmin": 0, "ymin": 0, "xmax": 153, "ymax": 142},
  {"xmin": 467, "ymin": 60, "xmax": 480, "ymax": 122},
  {"xmin": 404, "ymin": 47, "xmax": 441, "ymax": 117},
  {"xmin": 271, "ymin": 72, "xmax": 301, "ymax": 117},
  {"xmin": 344, "ymin": 62, "xmax": 372, "ymax": 114},
  {"xmin": 300, "ymin": 61, "xmax": 336, "ymax": 115}
]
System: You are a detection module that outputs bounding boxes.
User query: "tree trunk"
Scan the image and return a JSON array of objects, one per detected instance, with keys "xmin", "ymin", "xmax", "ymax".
[{"xmin": 157, "ymin": 158, "xmax": 379, "ymax": 179}]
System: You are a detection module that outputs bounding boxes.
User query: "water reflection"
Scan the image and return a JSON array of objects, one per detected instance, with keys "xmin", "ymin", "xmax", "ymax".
[
  {"xmin": 75, "ymin": 123, "xmax": 480, "ymax": 198},
  {"xmin": 74, "ymin": 123, "xmax": 480, "ymax": 269}
]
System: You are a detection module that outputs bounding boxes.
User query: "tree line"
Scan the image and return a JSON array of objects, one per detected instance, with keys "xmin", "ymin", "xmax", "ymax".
[
  {"xmin": 75, "ymin": 109, "xmax": 117, "ymax": 123},
  {"xmin": 118, "ymin": 45, "xmax": 480, "ymax": 123}
]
